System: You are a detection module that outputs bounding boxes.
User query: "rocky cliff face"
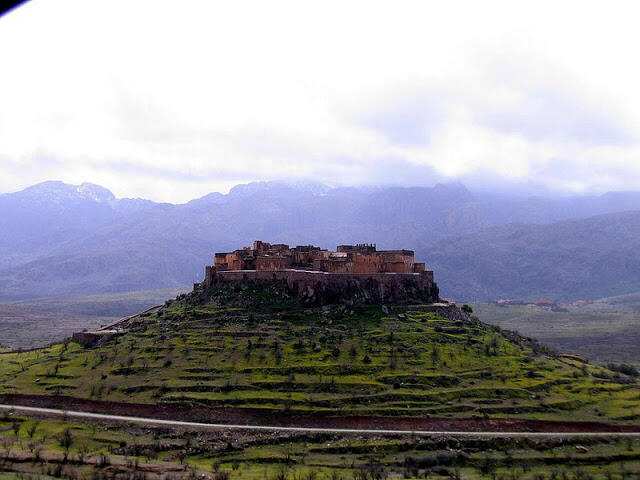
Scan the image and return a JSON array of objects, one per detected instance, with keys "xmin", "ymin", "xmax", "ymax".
[{"xmin": 202, "ymin": 268, "xmax": 439, "ymax": 305}]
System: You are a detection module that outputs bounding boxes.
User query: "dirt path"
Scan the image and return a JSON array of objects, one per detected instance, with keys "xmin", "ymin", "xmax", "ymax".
[
  {"xmin": 1, "ymin": 394, "xmax": 639, "ymax": 435},
  {"xmin": 2, "ymin": 403, "xmax": 640, "ymax": 437},
  {"xmin": 96, "ymin": 305, "xmax": 161, "ymax": 331}
]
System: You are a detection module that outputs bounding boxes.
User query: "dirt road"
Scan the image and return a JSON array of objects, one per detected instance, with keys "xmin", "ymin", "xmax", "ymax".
[{"xmin": 2, "ymin": 404, "xmax": 639, "ymax": 437}]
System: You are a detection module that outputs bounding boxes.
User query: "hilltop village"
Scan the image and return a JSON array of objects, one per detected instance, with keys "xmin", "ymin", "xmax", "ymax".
[
  {"xmin": 213, "ymin": 240, "xmax": 426, "ymax": 274},
  {"xmin": 74, "ymin": 241, "xmax": 441, "ymax": 346},
  {"xmin": 203, "ymin": 240, "xmax": 439, "ymax": 304}
]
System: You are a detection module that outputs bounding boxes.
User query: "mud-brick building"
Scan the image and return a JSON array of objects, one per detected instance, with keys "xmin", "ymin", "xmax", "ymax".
[{"xmin": 212, "ymin": 240, "xmax": 425, "ymax": 274}]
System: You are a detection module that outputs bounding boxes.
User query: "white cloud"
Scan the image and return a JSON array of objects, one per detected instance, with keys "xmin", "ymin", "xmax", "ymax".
[{"xmin": 1, "ymin": 0, "xmax": 640, "ymax": 202}]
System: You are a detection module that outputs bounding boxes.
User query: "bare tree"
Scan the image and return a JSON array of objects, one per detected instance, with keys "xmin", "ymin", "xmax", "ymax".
[
  {"xmin": 59, "ymin": 427, "xmax": 73, "ymax": 451},
  {"xmin": 26, "ymin": 420, "xmax": 39, "ymax": 439}
]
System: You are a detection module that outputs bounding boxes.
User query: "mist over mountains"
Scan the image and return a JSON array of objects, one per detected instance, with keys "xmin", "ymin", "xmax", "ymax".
[{"xmin": 1, "ymin": 180, "xmax": 640, "ymax": 301}]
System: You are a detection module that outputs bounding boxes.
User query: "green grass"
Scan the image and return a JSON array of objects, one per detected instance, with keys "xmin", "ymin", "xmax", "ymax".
[
  {"xmin": 0, "ymin": 412, "xmax": 638, "ymax": 479},
  {"xmin": 1, "ymin": 283, "xmax": 638, "ymax": 424}
]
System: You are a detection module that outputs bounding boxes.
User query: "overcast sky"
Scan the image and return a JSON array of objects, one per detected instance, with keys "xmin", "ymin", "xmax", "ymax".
[{"xmin": 2, "ymin": 0, "xmax": 640, "ymax": 202}]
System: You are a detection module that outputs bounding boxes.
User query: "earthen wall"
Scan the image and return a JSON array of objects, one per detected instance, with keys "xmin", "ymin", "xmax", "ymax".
[{"xmin": 256, "ymin": 256, "xmax": 291, "ymax": 271}]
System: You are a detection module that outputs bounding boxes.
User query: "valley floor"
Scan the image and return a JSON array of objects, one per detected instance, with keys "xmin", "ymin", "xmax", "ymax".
[
  {"xmin": 0, "ymin": 288, "xmax": 189, "ymax": 350},
  {"xmin": 470, "ymin": 303, "xmax": 640, "ymax": 366}
]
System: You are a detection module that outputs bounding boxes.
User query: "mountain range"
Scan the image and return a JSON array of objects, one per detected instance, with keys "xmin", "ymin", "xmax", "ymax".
[{"xmin": 1, "ymin": 180, "xmax": 640, "ymax": 301}]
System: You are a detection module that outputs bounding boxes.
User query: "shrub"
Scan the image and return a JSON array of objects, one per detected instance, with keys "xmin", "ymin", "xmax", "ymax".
[
  {"xmin": 59, "ymin": 428, "xmax": 73, "ymax": 451},
  {"xmin": 26, "ymin": 420, "xmax": 39, "ymax": 438},
  {"xmin": 607, "ymin": 363, "xmax": 639, "ymax": 377}
]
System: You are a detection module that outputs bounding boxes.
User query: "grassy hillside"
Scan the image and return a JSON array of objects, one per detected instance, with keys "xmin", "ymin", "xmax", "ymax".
[{"xmin": 1, "ymin": 283, "xmax": 638, "ymax": 424}]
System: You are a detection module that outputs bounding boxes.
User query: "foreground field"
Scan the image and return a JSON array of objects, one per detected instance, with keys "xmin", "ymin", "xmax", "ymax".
[
  {"xmin": 0, "ymin": 410, "xmax": 638, "ymax": 480},
  {"xmin": 1, "ymin": 283, "xmax": 638, "ymax": 425},
  {"xmin": 470, "ymin": 303, "xmax": 640, "ymax": 366}
]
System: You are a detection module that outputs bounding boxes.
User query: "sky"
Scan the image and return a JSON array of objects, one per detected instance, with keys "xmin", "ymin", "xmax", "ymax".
[{"xmin": 2, "ymin": 1, "xmax": 640, "ymax": 203}]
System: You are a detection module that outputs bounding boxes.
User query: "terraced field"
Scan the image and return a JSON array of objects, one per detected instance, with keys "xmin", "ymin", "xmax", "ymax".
[
  {"xmin": 1, "ymin": 283, "xmax": 638, "ymax": 425},
  {"xmin": 0, "ymin": 411, "xmax": 638, "ymax": 480}
]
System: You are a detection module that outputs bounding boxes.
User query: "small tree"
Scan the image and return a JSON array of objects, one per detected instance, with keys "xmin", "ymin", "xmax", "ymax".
[
  {"xmin": 77, "ymin": 444, "xmax": 90, "ymax": 463},
  {"xmin": 27, "ymin": 420, "xmax": 39, "ymax": 439},
  {"xmin": 59, "ymin": 427, "xmax": 73, "ymax": 451},
  {"xmin": 430, "ymin": 345, "xmax": 440, "ymax": 366},
  {"xmin": 462, "ymin": 304, "xmax": 473, "ymax": 314}
]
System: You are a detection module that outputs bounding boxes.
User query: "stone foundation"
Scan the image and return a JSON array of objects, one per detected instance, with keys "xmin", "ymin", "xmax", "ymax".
[
  {"xmin": 202, "ymin": 267, "xmax": 439, "ymax": 304},
  {"xmin": 72, "ymin": 330, "xmax": 118, "ymax": 347}
]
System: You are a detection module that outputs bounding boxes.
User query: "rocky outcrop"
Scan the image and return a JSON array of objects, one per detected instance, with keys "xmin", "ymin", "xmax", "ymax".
[
  {"xmin": 202, "ymin": 268, "xmax": 439, "ymax": 305},
  {"xmin": 72, "ymin": 330, "xmax": 118, "ymax": 347},
  {"xmin": 406, "ymin": 303, "xmax": 471, "ymax": 321}
]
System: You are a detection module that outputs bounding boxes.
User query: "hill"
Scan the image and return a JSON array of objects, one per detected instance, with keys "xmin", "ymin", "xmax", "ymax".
[
  {"xmin": 427, "ymin": 211, "xmax": 640, "ymax": 301},
  {"xmin": 1, "ymin": 282, "xmax": 639, "ymax": 480},
  {"xmin": 1, "ymin": 281, "xmax": 638, "ymax": 426}
]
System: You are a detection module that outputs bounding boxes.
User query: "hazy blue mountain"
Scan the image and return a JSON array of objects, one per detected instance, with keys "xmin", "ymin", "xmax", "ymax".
[
  {"xmin": 426, "ymin": 211, "xmax": 640, "ymax": 302},
  {"xmin": 0, "ymin": 181, "xmax": 486, "ymax": 298},
  {"xmin": 478, "ymin": 191, "xmax": 640, "ymax": 225},
  {"xmin": 2, "ymin": 180, "xmax": 640, "ymax": 300},
  {"xmin": 0, "ymin": 181, "xmax": 159, "ymax": 270}
]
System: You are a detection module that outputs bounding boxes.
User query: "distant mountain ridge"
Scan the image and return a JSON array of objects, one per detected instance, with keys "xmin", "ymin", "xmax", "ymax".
[
  {"xmin": 426, "ymin": 211, "xmax": 640, "ymax": 301},
  {"xmin": 0, "ymin": 181, "xmax": 159, "ymax": 271},
  {"xmin": 1, "ymin": 180, "xmax": 639, "ymax": 300}
]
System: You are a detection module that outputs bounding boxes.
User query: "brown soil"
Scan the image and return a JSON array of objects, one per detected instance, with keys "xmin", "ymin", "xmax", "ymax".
[{"xmin": 2, "ymin": 394, "xmax": 639, "ymax": 433}]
